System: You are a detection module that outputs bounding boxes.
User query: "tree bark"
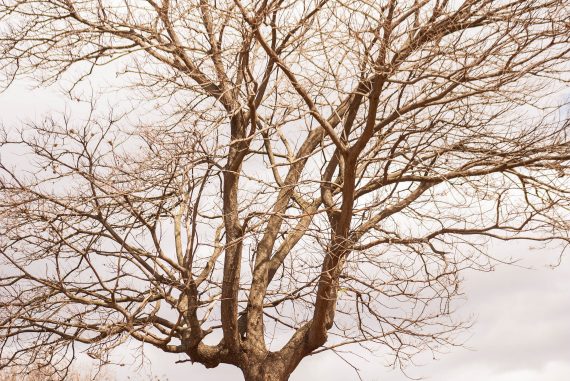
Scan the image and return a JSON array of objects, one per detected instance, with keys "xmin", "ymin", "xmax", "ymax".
[
  {"xmin": 242, "ymin": 364, "xmax": 290, "ymax": 381},
  {"xmin": 241, "ymin": 354, "xmax": 294, "ymax": 381}
]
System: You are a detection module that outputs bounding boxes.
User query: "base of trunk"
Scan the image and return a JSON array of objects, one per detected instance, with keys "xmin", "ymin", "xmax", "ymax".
[{"xmin": 242, "ymin": 359, "xmax": 291, "ymax": 381}]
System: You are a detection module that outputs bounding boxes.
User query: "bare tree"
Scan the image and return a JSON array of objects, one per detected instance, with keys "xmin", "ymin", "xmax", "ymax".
[{"xmin": 1, "ymin": 0, "xmax": 570, "ymax": 380}]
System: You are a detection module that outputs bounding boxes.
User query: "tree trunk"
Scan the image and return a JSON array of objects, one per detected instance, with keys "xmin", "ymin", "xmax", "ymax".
[
  {"xmin": 242, "ymin": 368, "xmax": 290, "ymax": 381},
  {"xmin": 241, "ymin": 357, "xmax": 291, "ymax": 381}
]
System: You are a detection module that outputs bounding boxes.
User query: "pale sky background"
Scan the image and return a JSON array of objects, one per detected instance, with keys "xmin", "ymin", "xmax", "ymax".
[
  {"xmin": 105, "ymin": 242, "xmax": 570, "ymax": 381},
  {"xmin": 1, "ymin": 82, "xmax": 569, "ymax": 381}
]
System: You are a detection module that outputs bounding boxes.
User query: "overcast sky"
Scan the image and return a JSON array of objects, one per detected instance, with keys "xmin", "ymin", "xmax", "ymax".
[
  {"xmin": 105, "ymin": 242, "xmax": 570, "ymax": 381},
  {"xmin": 2, "ymin": 83, "xmax": 569, "ymax": 381}
]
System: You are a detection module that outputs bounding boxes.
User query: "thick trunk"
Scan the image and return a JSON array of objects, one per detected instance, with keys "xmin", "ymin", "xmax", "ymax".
[
  {"xmin": 242, "ymin": 367, "xmax": 290, "ymax": 381},
  {"xmin": 241, "ymin": 356, "xmax": 292, "ymax": 381}
]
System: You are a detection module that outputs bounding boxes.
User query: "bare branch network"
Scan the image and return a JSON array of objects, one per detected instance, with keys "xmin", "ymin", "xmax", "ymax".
[{"xmin": 1, "ymin": 1, "xmax": 569, "ymax": 380}]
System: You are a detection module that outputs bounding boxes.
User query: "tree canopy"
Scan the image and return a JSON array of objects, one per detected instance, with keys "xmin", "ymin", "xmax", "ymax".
[{"xmin": 1, "ymin": 1, "xmax": 569, "ymax": 380}]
